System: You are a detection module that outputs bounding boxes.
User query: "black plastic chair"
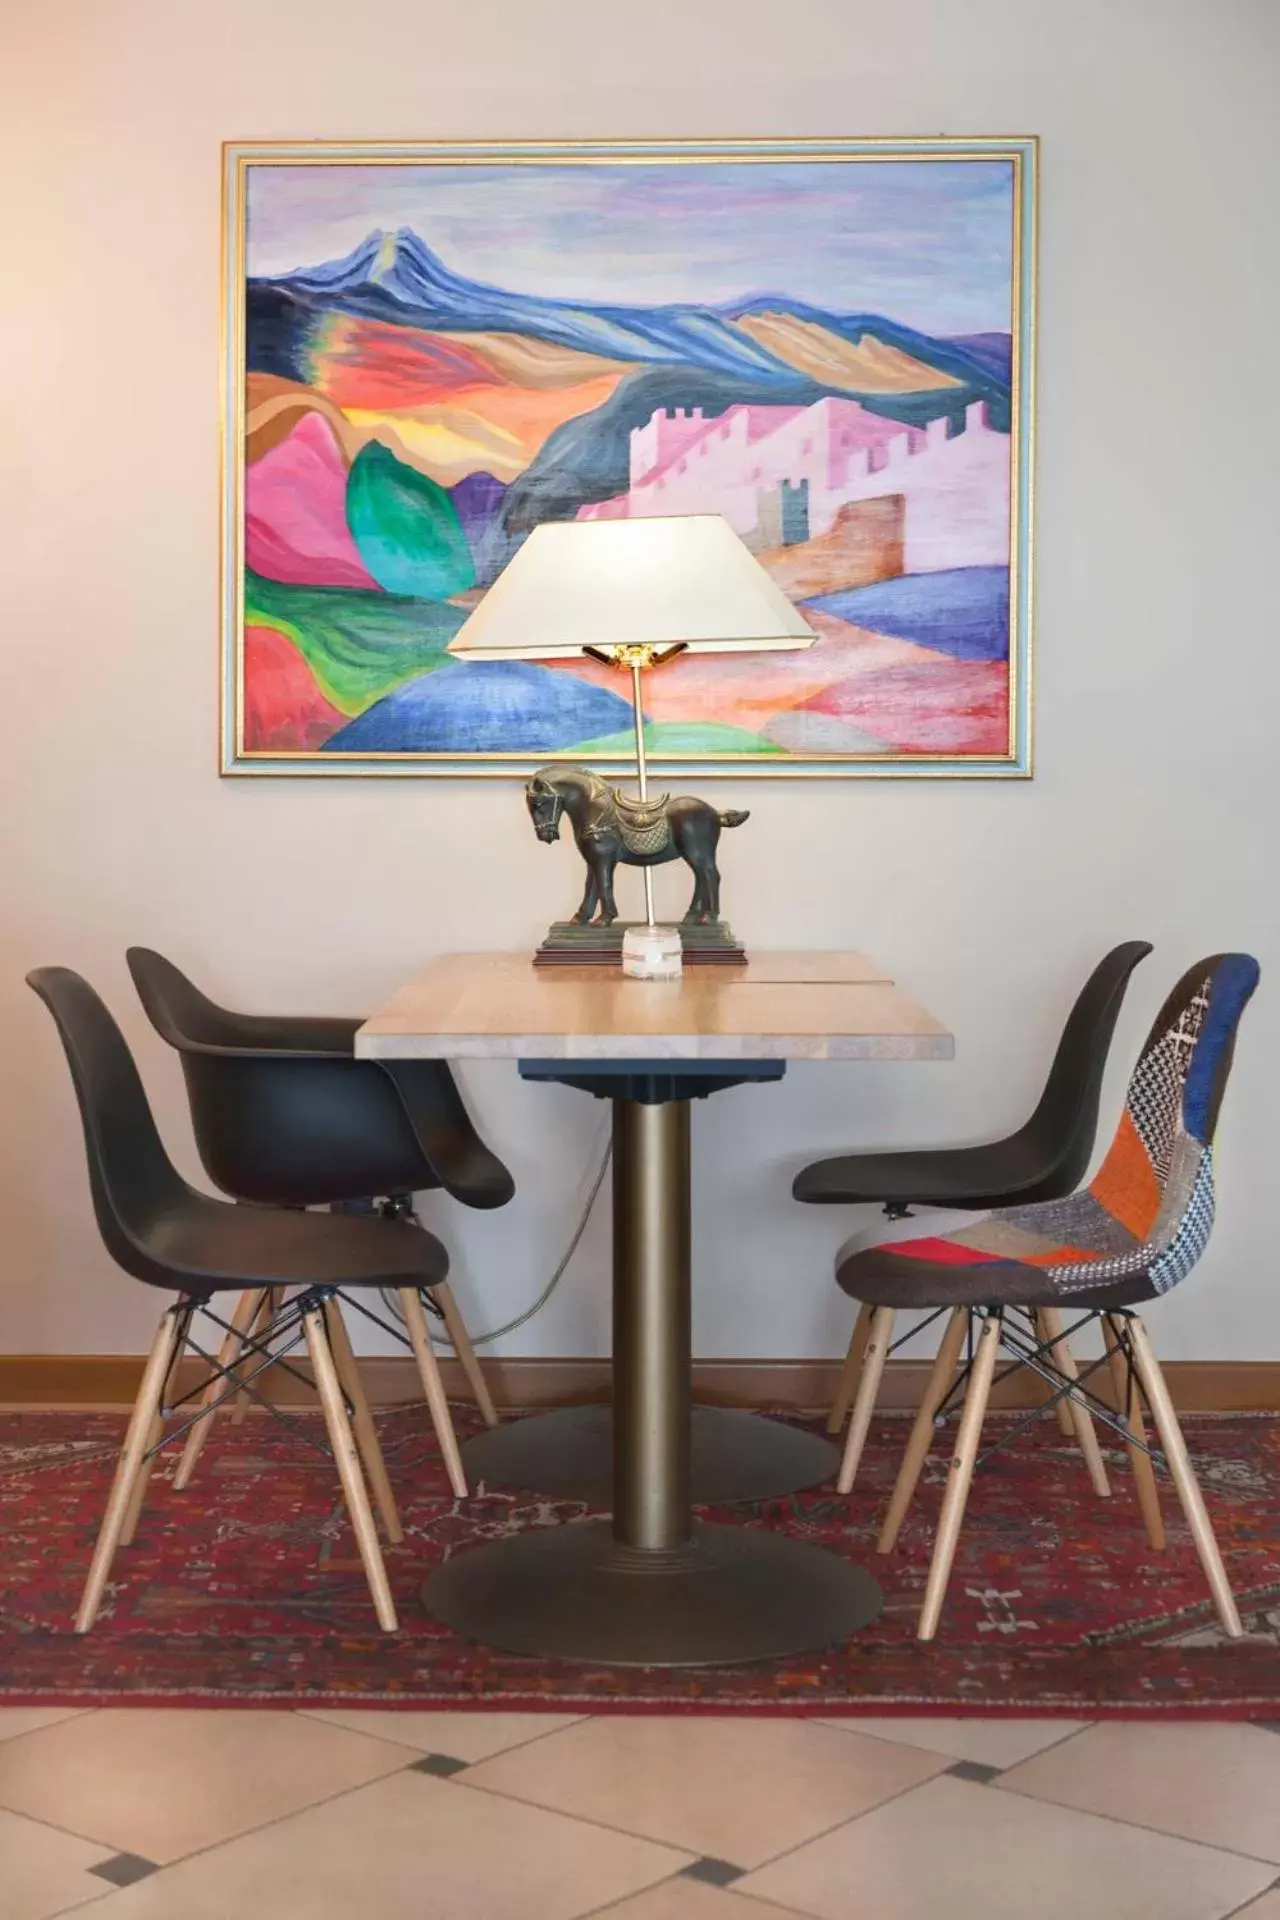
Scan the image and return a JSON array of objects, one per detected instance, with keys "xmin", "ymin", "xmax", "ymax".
[
  {"xmin": 794, "ymin": 941, "xmax": 1152, "ymax": 1437},
  {"xmin": 28, "ymin": 966, "xmax": 469, "ymax": 1634},
  {"xmin": 126, "ymin": 947, "xmax": 512, "ymax": 1436}
]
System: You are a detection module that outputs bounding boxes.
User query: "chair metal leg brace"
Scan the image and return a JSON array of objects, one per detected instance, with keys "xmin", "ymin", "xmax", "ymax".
[
  {"xmin": 174, "ymin": 1289, "xmax": 268, "ymax": 1491},
  {"xmin": 164, "ymin": 1303, "xmax": 333, "ymax": 1459},
  {"xmin": 232, "ymin": 1288, "xmax": 282, "ymax": 1426},
  {"xmin": 974, "ymin": 1324, "xmax": 1140, "ymax": 1468},
  {"xmin": 188, "ymin": 1286, "xmax": 470, "ymax": 1505}
]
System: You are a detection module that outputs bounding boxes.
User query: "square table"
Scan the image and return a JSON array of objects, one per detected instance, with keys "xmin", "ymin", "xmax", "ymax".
[{"xmin": 358, "ymin": 951, "xmax": 952, "ymax": 1667}]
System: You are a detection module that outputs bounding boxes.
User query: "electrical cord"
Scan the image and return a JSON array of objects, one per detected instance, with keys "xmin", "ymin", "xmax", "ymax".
[
  {"xmin": 460, "ymin": 1130, "xmax": 612, "ymax": 1347},
  {"xmin": 380, "ymin": 1128, "xmax": 612, "ymax": 1348}
]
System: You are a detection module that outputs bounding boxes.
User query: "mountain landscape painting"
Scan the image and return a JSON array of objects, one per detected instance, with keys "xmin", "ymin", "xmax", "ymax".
[{"xmin": 222, "ymin": 140, "xmax": 1035, "ymax": 776}]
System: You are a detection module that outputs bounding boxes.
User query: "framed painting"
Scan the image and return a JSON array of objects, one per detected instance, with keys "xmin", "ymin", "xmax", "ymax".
[{"xmin": 222, "ymin": 137, "xmax": 1035, "ymax": 778}]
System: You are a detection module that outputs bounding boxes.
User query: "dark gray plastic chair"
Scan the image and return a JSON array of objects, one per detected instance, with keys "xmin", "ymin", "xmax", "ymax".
[{"xmin": 28, "ymin": 966, "xmax": 470, "ymax": 1633}]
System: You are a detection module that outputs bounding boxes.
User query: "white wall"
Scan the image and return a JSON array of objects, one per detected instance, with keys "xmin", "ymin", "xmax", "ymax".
[{"xmin": 2, "ymin": 0, "xmax": 1276, "ymax": 1364}]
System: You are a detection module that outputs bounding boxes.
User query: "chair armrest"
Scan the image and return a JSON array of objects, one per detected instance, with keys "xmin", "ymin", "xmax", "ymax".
[
  {"xmin": 378, "ymin": 1060, "xmax": 515, "ymax": 1210},
  {"xmin": 192, "ymin": 1013, "xmax": 364, "ymax": 1057}
]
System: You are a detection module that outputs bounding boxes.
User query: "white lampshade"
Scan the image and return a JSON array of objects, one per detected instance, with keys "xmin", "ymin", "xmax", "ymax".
[{"xmin": 447, "ymin": 514, "xmax": 816, "ymax": 660}]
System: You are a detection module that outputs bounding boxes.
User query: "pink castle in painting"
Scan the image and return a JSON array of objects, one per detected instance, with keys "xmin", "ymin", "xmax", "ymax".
[{"xmin": 578, "ymin": 396, "xmax": 1009, "ymax": 576}]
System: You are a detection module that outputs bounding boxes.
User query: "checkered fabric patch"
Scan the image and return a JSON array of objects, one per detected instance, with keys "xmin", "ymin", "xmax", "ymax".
[{"xmin": 1148, "ymin": 1149, "xmax": 1216, "ymax": 1294}]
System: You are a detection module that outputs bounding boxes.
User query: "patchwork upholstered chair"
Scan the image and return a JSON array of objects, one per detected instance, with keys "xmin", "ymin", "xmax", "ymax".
[
  {"xmin": 795, "ymin": 943, "xmax": 1152, "ymax": 1462},
  {"xmin": 835, "ymin": 953, "xmax": 1259, "ymax": 1641}
]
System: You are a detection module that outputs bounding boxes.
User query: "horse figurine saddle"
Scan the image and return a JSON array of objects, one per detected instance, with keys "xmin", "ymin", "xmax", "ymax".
[{"xmin": 612, "ymin": 786, "xmax": 673, "ymax": 856}]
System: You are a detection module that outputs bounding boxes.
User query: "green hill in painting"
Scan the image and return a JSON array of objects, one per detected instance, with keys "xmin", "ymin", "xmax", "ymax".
[{"xmin": 243, "ymin": 571, "xmax": 464, "ymax": 715}]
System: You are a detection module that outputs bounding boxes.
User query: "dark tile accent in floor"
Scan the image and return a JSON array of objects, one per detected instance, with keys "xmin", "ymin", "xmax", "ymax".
[
  {"xmin": 680, "ymin": 1857, "xmax": 747, "ymax": 1887},
  {"xmin": 410, "ymin": 1752, "xmax": 470, "ymax": 1777},
  {"xmin": 90, "ymin": 1854, "xmax": 160, "ymax": 1888},
  {"xmin": 946, "ymin": 1759, "xmax": 1003, "ymax": 1784}
]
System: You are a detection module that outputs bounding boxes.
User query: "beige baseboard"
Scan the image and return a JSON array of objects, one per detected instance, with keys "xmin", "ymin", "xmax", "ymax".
[{"xmin": 1, "ymin": 1353, "xmax": 1277, "ymax": 1413}]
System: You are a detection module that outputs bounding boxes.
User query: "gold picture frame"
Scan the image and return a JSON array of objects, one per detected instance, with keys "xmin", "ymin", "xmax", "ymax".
[{"xmin": 222, "ymin": 137, "xmax": 1036, "ymax": 779}]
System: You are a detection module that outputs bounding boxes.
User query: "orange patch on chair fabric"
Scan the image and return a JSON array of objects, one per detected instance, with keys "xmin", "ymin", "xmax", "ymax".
[
  {"xmin": 1019, "ymin": 1241, "xmax": 1106, "ymax": 1270},
  {"xmin": 1089, "ymin": 1110, "xmax": 1162, "ymax": 1238}
]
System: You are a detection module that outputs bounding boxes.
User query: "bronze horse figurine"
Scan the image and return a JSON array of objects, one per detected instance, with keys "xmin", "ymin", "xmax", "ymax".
[{"xmin": 525, "ymin": 765, "xmax": 748, "ymax": 926}]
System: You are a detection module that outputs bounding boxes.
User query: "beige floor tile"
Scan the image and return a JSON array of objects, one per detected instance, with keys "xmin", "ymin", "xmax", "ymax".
[
  {"xmin": 740, "ymin": 1775, "xmax": 1275, "ymax": 1920},
  {"xmin": 0, "ymin": 1708, "xmax": 89, "ymax": 1746},
  {"xmin": 1000, "ymin": 1722, "xmax": 1280, "ymax": 1864},
  {"xmin": 298, "ymin": 1707, "xmax": 585, "ymax": 1761},
  {"xmin": 594, "ymin": 1880, "xmax": 802, "ymax": 1917},
  {"xmin": 69, "ymin": 1769, "xmax": 690, "ymax": 1920},
  {"xmin": 464, "ymin": 1714, "xmax": 946, "ymax": 1868},
  {"xmin": 815, "ymin": 1715, "xmax": 1089, "ymax": 1768},
  {"xmin": 0, "ymin": 1707, "xmax": 413, "ymax": 1863},
  {"xmin": 1234, "ymin": 1898, "xmax": 1280, "ymax": 1920},
  {"xmin": 0, "ymin": 1806, "xmax": 111, "ymax": 1920}
]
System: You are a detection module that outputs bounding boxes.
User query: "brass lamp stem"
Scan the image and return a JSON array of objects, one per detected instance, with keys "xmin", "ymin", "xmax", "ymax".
[
  {"xmin": 629, "ymin": 657, "xmax": 655, "ymax": 926},
  {"xmin": 595, "ymin": 641, "xmax": 686, "ymax": 931}
]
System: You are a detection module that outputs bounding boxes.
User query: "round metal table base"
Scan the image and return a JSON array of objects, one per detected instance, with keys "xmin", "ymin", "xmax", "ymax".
[
  {"xmin": 461, "ymin": 1405, "xmax": 839, "ymax": 1505},
  {"xmin": 424, "ymin": 1519, "xmax": 882, "ymax": 1667}
]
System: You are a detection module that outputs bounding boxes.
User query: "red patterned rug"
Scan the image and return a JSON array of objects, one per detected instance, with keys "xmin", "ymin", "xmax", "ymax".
[{"xmin": 1, "ymin": 1407, "xmax": 1276, "ymax": 1716}]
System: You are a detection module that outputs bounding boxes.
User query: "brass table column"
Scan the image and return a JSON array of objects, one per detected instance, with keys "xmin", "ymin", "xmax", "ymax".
[
  {"xmin": 425, "ymin": 1083, "xmax": 882, "ymax": 1667},
  {"xmin": 459, "ymin": 1074, "xmax": 839, "ymax": 1506},
  {"xmin": 612, "ymin": 1098, "xmax": 691, "ymax": 1553}
]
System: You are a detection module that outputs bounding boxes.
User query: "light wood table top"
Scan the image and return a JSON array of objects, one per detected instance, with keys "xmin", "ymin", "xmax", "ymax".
[{"xmin": 356, "ymin": 950, "xmax": 954, "ymax": 1063}]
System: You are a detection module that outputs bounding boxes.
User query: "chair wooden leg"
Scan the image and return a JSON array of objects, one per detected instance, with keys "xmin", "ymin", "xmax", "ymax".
[
  {"xmin": 877, "ymin": 1307, "xmax": 968, "ymax": 1553},
  {"xmin": 118, "ymin": 1412, "xmax": 164, "ymax": 1547},
  {"xmin": 1104, "ymin": 1313, "xmax": 1165, "ymax": 1549},
  {"xmin": 836, "ymin": 1305, "xmax": 895, "ymax": 1496},
  {"xmin": 230, "ymin": 1288, "xmax": 262, "ymax": 1427},
  {"xmin": 826, "ymin": 1302, "xmax": 872, "ymax": 1436},
  {"xmin": 918, "ymin": 1309, "xmax": 1003, "ymax": 1642},
  {"xmin": 172, "ymin": 1287, "xmax": 264, "ymax": 1492},
  {"xmin": 232, "ymin": 1287, "xmax": 281, "ymax": 1426},
  {"xmin": 118, "ymin": 1304, "xmax": 194, "ymax": 1546},
  {"xmin": 1039, "ymin": 1304, "xmax": 1111, "ymax": 1498},
  {"xmin": 1035, "ymin": 1309, "xmax": 1077, "ymax": 1437},
  {"xmin": 1127, "ymin": 1316, "xmax": 1242, "ymax": 1638},
  {"xmin": 399, "ymin": 1287, "xmax": 468, "ymax": 1500},
  {"xmin": 430, "ymin": 1282, "xmax": 498, "ymax": 1428},
  {"xmin": 302, "ymin": 1306, "xmax": 398, "ymax": 1633},
  {"xmin": 76, "ymin": 1306, "xmax": 183, "ymax": 1632},
  {"xmin": 323, "ymin": 1297, "xmax": 404, "ymax": 1545}
]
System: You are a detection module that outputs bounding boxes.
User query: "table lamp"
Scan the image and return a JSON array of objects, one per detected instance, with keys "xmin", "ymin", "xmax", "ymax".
[{"xmin": 447, "ymin": 514, "xmax": 816, "ymax": 973}]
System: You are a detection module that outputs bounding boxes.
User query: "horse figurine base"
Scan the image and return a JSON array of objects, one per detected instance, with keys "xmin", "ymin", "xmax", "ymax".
[{"xmin": 534, "ymin": 921, "xmax": 747, "ymax": 968}]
